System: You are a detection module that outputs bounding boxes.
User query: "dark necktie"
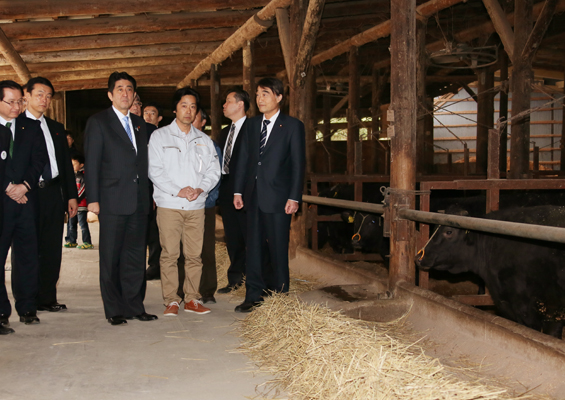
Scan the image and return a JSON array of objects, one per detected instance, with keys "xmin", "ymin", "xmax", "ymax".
[
  {"xmin": 223, "ymin": 123, "xmax": 236, "ymax": 174},
  {"xmin": 6, "ymin": 122, "xmax": 13, "ymax": 158},
  {"xmin": 259, "ymin": 120, "xmax": 270, "ymax": 156},
  {"xmin": 123, "ymin": 116, "xmax": 134, "ymax": 144}
]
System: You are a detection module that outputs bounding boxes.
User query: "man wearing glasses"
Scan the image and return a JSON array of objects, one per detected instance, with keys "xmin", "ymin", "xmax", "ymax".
[{"xmin": 0, "ymin": 80, "xmax": 48, "ymax": 333}]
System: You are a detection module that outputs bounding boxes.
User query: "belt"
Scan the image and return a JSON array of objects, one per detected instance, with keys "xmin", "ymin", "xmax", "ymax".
[{"xmin": 38, "ymin": 175, "xmax": 61, "ymax": 189}]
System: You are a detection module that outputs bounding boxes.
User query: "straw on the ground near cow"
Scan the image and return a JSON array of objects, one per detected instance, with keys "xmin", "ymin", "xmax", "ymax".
[
  {"xmin": 215, "ymin": 242, "xmax": 317, "ymax": 301},
  {"xmin": 234, "ymin": 294, "xmax": 542, "ymax": 400}
]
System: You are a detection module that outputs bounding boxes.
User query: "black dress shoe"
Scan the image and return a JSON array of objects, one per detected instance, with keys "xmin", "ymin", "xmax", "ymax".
[
  {"xmin": 200, "ymin": 296, "xmax": 216, "ymax": 304},
  {"xmin": 107, "ymin": 316, "xmax": 127, "ymax": 326},
  {"xmin": 0, "ymin": 314, "xmax": 10, "ymax": 327},
  {"xmin": 0, "ymin": 324, "xmax": 14, "ymax": 335},
  {"xmin": 131, "ymin": 312, "xmax": 158, "ymax": 321},
  {"xmin": 37, "ymin": 303, "xmax": 67, "ymax": 312},
  {"xmin": 217, "ymin": 284, "xmax": 241, "ymax": 294},
  {"xmin": 19, "ymin": 312, "xmax": 40, "ymax": 324},
  {"xmin": 234, "ymin": 301, "xmax": 262, "ymax": 313}
]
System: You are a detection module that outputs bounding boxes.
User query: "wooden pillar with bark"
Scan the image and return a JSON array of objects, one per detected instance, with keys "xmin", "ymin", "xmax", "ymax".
[
  {"xmin": 242, "ymin": 40, "xmax": 257, "ymax": 117},
  {"xmin": 499, "ymin": 50, "xmax": 509, "ymax": 173},
  {"xmin": 323, "ymin": 93, "xmax": 332, "ymax": 173},
  {"xmin": 561, "ymin": 67, "xmax": 565, "ymax": 171},
  {"xmin": 509, "ymin": 0, "xmax": 533, "ymax": 178},
  {"xmin": 46, "ymin": 92, "xmax": 66, "ymax": 126},
  {"xmin": 348, "ymin": 46, "xmax": 360, "ymax": 175},
  {"xmin": 416, "ymin": 18, "xmax": 432, "ymax": 175},
  {"xmin": 210, "ymin": 64, "xmax": 221, "ymax": 141},
  {"xmin": 389, "ymin": 0, "xmax": 417, "ymax": 288},
  {"xmin": 289, "ymin": 0, "xmax": 306, "ymax": 120},
  {"xmin": 476, "ymin": 66, "xmax": 495, "ymax": 175}
]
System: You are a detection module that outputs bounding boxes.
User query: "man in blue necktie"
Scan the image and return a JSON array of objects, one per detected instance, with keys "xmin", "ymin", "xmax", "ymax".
[{"xmin": 84, "ymin": 72, "xmax": 157, "ymax": 326}]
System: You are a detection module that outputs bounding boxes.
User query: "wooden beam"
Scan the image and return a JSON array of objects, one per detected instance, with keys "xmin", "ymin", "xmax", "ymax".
[
  {"xmin": 499, "ymin": 50, "xmax": 509, "ymax": 173},
  {"xmin": 347, "ymin": 46, "xmax": 360, "ymax": 175},
  {"xmin": 310, "ymin": 0, "xmax": 465, "ymax": 66},
  {"xmin": 1, "ymin": 10, "xmax": 253, "ymax": 41},
  {"xmin": 293, "ymin": 0, "xmax": 325, "ymax": 88},
  {"xmin": 242, "ymin": 40, "xmax": 257, "ymax": 116},
  {"xmin": 11, "ymin": 28, "xmax": 237, "ymax": 54},
  {"xmin": 481, "ymin": 0, "xmax": 515, "ymax": 61},
  {"xmin": 32, "ymin": 65, "xmax": 192, "ymax": 83},
  {"xmin": 521, "ymin": 0, "xmax": 559, "ymax": 63},
  {"xmin": 54, "ymin": 76, "xmax": 181, "ymax": 92},
  {"xmin": 0, "ymin": 42, "xmax": 221, "ymax": 66},
  {"xmin": 275, "ymin": 8, "xmax": 293, "ymax": 80},
  {"xmin": 476, "ymin": 67, "xmax": 495, "ymax": 175},
  {"xmin": 177, "ymin": 0, "xmax": 291, "ymax": 88},
  {"xmin": 0, "ymin": 0, "xmax": 270, "ymax": 20},
  {"xmin": 0, "ymin": 27, "xmax": 30, "ymax": 83},
  {"xmin": 461, "ymin": 83, "xmax": 478, "ymax": 102}
]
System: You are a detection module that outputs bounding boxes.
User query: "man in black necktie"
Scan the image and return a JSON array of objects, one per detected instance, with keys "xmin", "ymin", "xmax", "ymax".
[
  {"xmin": 17, "ymin": 77, "xmax": 78, "ymax": 313},
  {"xmin": 0, "ymin": 80, "xmax": 48, "ymax": 331},
  {"xmin": 84, "ymin": 72, "xmax": 157, "ymax": 325},
  {"xmin": 216, "ymin": 89, "xmax": 250, "ymax": 294},
  {"xmin": 233, "ymin": 78, "xmax": 305, "ymax": 313}
]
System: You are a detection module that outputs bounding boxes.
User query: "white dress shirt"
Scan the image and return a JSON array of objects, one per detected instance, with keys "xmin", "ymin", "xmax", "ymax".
[
  {"xmin": 112, "ymin": 106, "xmax": 137, "ymax": 153},
  {"xmin": 25, "ymin": 110, "xmax": 59, "ymax": 180}
]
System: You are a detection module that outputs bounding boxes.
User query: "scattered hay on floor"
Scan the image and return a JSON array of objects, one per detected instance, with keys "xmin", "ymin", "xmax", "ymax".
[
  {"xmin": 234, "ymin": 294, "xmax": 535, "ymax": 400},
  {"xmin": 215, "ymin": 242, "xmax": 317, "ymax": 302}
]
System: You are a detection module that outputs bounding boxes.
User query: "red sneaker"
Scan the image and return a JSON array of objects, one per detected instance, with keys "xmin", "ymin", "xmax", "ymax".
[
  {"xmin": 164, "ymin": 302, "xmax": 179, "ymax": 316},
  {"xmin": 184, "ymin": 299, "xmax": 211, "ymax": 314}
]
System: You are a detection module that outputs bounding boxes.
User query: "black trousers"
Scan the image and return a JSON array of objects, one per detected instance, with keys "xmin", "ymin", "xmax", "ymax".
[
  {"xmin": 245, "ymin": 191, "xmax": 291, "ymax": 303},
  {"xmin": 98, "ymin": 189, "xmax": 147, "ymax": 319},
  {"xmin": 218, "ymin": 176, "xmax": 246, "ymax": 286},
  {"xmin": 35, "ymin": 183, "xmax": 66, "ymax": 306},
  {"xmin": 199, "ymin": 206, "xmax": 217, "ymax": 296},
  {"xmin": 146, "ymin": 204, "xmax": 161, "ymax": 269},
  {"xmin": 0, "ymin": 195, "xmax": 40, "ymax": 317}
]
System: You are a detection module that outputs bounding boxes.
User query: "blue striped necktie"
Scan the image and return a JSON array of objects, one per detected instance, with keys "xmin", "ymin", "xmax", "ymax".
[
  {"xmin": 123, "ymin": 116, "xmax": 134, "ymax": 144},
  {"xmin": 259, "ymin": 120, "xmax": 270, "ymax": 156}
]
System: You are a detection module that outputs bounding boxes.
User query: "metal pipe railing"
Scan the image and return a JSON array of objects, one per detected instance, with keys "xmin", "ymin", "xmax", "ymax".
[{"xmin": 302, "ymin": 194, "xmax": 565, "ymax": 244}]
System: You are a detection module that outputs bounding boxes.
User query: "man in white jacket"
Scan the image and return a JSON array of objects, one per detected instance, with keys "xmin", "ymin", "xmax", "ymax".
[{"xmin": 148, "ymin": 87, "xmax": 220, "ymax": 316}]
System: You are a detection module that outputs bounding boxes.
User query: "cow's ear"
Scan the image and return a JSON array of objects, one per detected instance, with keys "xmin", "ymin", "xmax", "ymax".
[
  {"xmin": 341, "ymin": 211, "xmax": 353, "ymax": 223},
  {"xmin": 464, "ymin": 230, "xmax": 475, "ymax": 245}
]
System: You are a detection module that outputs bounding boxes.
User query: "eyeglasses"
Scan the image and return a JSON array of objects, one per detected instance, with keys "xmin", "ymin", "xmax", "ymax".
[
  {"xmin": 2, "ymin": 99, "xmax": 24, "ymax": 107},
  {"xmin": 133, "ymin": 102, "xmax": 142, "ymax": 107}
]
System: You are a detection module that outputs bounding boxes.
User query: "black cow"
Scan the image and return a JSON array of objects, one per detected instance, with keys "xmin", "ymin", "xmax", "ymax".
[
  {"xmin": 315, "ymin": 184, "xmax": 354, "ymax": 254},
  {"xmin": 341, "ymin": 210, "xmax": 390, "ymax": 265},
  {"xmin": 415, "ymin": 205, "xmax": 565, "ymax": 339}
]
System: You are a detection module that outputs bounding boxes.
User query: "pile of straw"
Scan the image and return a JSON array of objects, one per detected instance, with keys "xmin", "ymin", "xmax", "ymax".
[
  {"xmin": 235, "ymin": 294, "xmax": 535, "ymax": 400},
  {"xmin": 215, "ymin": 242, "xmax": 316, "ymax": 301}
]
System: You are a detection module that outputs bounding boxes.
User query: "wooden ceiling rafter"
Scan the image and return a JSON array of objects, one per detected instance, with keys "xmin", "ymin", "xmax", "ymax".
[{"xmin": 0, "ymin": 27, "xmax": 30, "ymax": 83}]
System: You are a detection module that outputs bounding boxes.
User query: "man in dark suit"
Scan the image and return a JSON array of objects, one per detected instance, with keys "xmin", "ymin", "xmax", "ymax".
[
  {"xmin": 233, "ymin": 78, "xmax": 305, "ymax": 312},
  {"xmin": 0, "ymin": 80, "xmax": 48, "ymax": 330},
  {"xmin": 0, "ymin": 124, "xmax": 13, "ymax": 334},
  {"xmin": 84, "ymin": 72, "xmax": 157, "ymax": 325},
  {"xmin": 216, "ymin": 89, "xmax": 250, "ymax": 294},
  {"xmin": 17, "ymin": 77, "xmax": 78, "ymax": 312}
]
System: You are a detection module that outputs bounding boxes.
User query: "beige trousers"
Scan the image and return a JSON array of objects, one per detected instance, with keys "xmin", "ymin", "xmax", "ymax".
[{"xmin": 157, "ymin": 207, "xmax": 205, "ymax": 304}]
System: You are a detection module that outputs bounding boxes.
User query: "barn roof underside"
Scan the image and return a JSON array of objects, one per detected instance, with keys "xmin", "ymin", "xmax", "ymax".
[{"xmin": 0, "ymin": 0, "xmax": 564, "ymax": 98}]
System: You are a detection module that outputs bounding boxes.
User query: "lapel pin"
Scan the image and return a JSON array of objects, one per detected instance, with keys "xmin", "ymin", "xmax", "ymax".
[{"xmin": 280, "ymin": 124, "xmax": 283, "ymax": 127}]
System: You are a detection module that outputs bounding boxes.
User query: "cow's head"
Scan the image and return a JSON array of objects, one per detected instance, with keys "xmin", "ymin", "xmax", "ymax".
[
  {"xmin": 341, "ymin": 210, "xmax": 382, "ymax": 250},
  {"xmin": 415, "ymin": 209, "xmax": 476, "ymax": 274}
]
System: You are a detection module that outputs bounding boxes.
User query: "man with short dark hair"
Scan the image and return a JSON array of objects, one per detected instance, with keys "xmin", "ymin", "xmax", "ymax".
[
  {"xmin": 148, "ymin": 87, "xmax": 220, "ymax": 316},
  {"xmin": 129, "ymin": 94, "xmax": 142, "ymax": 117},
  {"xmin": 143, "ymin": 103, "xmax": 163, "ymax": 128},
  {"xmin": 18, "ymin": 77, "xmax": 78, "ymax": 313},
  {"xmin": 84, "ymin": 71, "xmax": 157, "ymax": 325},
  {"xmin": 233, "ymin": 78, "xmax": 305, "ymax": 312},
  {"xmin": 0, "ymin": 80, "xmax": 48, "ymax": 330},
  {"xmin": 216, "ymin": 89, "xmax": 250, "ymax": 294}
]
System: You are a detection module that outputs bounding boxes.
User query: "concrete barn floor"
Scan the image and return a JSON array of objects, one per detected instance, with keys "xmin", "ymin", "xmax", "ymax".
[{"xmin": 0, "ymin": 221, "xmax": 273, "ymax": 400}]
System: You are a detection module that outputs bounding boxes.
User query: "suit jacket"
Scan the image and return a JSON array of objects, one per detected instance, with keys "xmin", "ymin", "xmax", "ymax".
[
  {"xmin": 24, "ymin": 114, "xmax": 78, "ymax": 204},
  {"xmin": 0, "ymin": 125, "xmax": 11, "ymax": 229},
  {"xmin": 217, "ymin": 119, "xmax": 247, "ymax": 194},
  {"xmin": 234, "ymin": 112, "xmax": 305, "ymax": 213},
  {"xmin": 84, "ymin": 107, "xmax": 149, "ymax": 216},
  {"xmin": 3, "ymin": 114, "xmax": 48, "ymax": 193}
]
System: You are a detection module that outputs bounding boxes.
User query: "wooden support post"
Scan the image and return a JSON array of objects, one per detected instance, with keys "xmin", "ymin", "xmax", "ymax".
[
  {"xmin": 347, "ymin": 46, "xmax": 360, "ymax": 175},
  {"xmin": 509, "ymin": 0, "xmax": 533, "ymax": 179},
  {"xmin": 447, "ymin": 151, "xmax": 453, "ymax": 173},
  {"xmin": 488, "ymin": 128, "xmax": 500, "ymax": 179},
  {"xmin": 389, "ymin": 0, "xmax": 417, "ymax": 289},
  {"xmin": 499, "ymin": 50, "xmax": 509, "ymax": 174},
  {"xmin": 210, "ymin": 64, "xmax": 221, "ymax": 141},
  {"xmin": 416, "ymin": 18, "xmax": 429, "ymax": 176},
  {"xmin": 275, "ymin": 8, "xmax": 293, "ymax": 80},
  {"xmin": 370, "ymin": 66, "xmax": 384, "ymax": 173},
  {"xmin": 242, "ymin": 40, "xmax": 257, "ymax": 116},
  {"xmin": 323, "ymin": 94, "xmax": 332, "ymax": 173},
  {"xmin": 463, "ymin": 143, "xmax": 470, "ymax": 176},
  {"xmin": 46, "ymin": 92, "xmax": 65, "ymax": 125},
  {"xmin": 289, "ymin": 0, "xmax": 306, "ymax": 119},
  {"xmin": 476, "ymin": 67, "xmax": 495, "ymax": 175},
  {"xmin": 293, "ymin": 0, "xmax": 325, "ymax": 88},
  {"xmin": 305, "ymin": 67, "xmax": 317, "ymax": 174},
  {"xmin": 533, "ymin": 145, "xmax": 540, "ymax": 171},
  {"xmin": 561, "ymin": 67, "xmax": 565, "ymax": 172}
]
